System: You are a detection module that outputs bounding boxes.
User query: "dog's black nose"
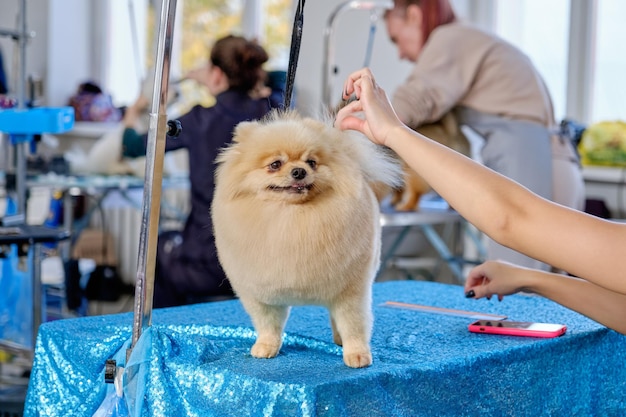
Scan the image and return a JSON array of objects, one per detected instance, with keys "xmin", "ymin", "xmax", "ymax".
[{"xmin": 291, "ymin": 167, "xmax": 307, "ymax": 180}]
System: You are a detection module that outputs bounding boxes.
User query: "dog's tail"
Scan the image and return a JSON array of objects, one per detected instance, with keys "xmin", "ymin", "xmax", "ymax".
[{"xmin": 347, "ymin": 130, "xmax": 404, "ymax": 192}]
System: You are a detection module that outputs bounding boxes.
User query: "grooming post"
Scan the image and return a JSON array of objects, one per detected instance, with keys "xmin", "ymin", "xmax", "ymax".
[
  {"xmin": 128, "ymin": 0, "xmax": 179, "ymax": 360},
  {"xmin": 15, "ymin": 0, "xmax": 27, "ymax": 216},
  {"xmin": 8, "ymin": 0, "xmax": 31, "ymax": 217},
  {"xmin": 321, "ymin": 0, "xmax": 392, "ymax": 109}
]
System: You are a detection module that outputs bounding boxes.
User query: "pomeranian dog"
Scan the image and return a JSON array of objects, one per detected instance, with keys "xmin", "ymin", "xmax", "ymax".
[
  {"xmin": 211, "ymin": 110, "xmax": 401, "ymax": 368},
  {"xmin": 390, "ymin": 112, "xmax": 470, "ymax": 211}
]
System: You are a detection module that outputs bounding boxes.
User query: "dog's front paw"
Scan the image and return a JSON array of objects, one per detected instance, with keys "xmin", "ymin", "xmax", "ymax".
[
  {"xmin": 343, "ymin": 350, "xmax": 372, "ymax": 368},
  {"xmin": 250, "ymin": 341, "xmax": 281, "ymax": 359}
]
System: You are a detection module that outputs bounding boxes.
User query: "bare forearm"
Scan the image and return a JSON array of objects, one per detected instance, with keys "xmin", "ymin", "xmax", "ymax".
[
  {"xmin": 385, "ymin": 126, "xmax": 531, "ymax": 240},
  {"xmin": 524, "ymin": 270, "xmax": 626, "ymax": 335},
  {"xmin": 123, "ymin": 109, "xmax": 139, "ymax": 128},
  {"xmin": 338, "ymin": 68, "xmax": 626, "ymax": 315},
  {"xmin": 387, "ymin": 126, "xmax": 626, "ymax": 294}
]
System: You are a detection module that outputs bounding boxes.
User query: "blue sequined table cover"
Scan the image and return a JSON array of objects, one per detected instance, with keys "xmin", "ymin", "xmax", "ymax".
[{"xmin": 24, "ymin": 281, "xmax": 626, "ymax": 416}]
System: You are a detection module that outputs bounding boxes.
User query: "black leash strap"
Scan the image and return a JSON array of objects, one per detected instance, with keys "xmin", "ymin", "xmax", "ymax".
[{"xmin": 283, "ymin": 0, "xmax": 305, "ymax": 110}]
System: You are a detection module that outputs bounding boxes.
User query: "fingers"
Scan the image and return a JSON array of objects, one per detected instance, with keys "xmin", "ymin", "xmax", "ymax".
[
  {"xmin": 464, "ymin": 261, "xmax": 517, "ymax": 302},
  {"xmin": 464, "ymin": 264, "xmax": 494, "ymax": 300},
  {"xmin": 335, "ymin": 100, "xmax": 364, "ymax": 131},
  {"xmin": 464, "ymin": 266, "xmax": 485, "ymax": 291},
  {"xmin": 465, "ymin": 283, "xmax": 498, "ymax": 301},
  {"xmin": 342, "ymin": 68, "xmax": 375, "ymax": 99}
]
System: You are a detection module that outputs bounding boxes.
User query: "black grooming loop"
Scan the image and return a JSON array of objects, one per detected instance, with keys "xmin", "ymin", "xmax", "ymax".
[{"xmin": 283, "ymin": 0, "xmax": 306, "ymax": 110}]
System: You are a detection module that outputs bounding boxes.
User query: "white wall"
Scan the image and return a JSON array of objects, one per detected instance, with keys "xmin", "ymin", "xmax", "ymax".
[
  {"xmin": 47, "ymin": 0, "xmax": 93, "ymax": 107},
  {"xmin": 1, "ymin": 0, "xmax": 143, "ymax": 108},
  {"xmin": 0, "ymin": 0, "xmax": 95, "ymax": 107},
  {"xmin": 292, "ymin": 0, "xmax": 476, "ymax": 116},
  {"xmin": 0, "ymin": 0, "xmax": 49, "ymax": 104},
  {"xmin": 293, "ymin": 0, "xmax": 411, "ymax": 116},
  {"xmin": 0, "ymin": 0, "xmax": 476, "ymax": 113},
  {"xmin": 1, "ymin": 0, "xmax": 413, "ymax": 114}
]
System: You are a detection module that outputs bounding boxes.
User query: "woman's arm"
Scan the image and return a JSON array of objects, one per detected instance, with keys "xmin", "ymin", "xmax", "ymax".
[
  {"xmin": 335, "ymin": 68, "xmax": 626, "ymax": 296},
  {"xmin": 121, "ymin": 94, "xmax": 192, "ymax": 158},
  {"xmin": 464, "ymin": 261, "xmax": 626, "ymax": 335},
  {"xmin": 121, "ymin": 95, "xmax": 150, "ymax": 158}
]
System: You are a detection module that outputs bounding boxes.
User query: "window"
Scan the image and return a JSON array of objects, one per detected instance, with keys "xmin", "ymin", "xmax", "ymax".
[
  {"xmin": 107, "ymin": 0, "xmax": 293, "ymax": 109},
  {"xmin": 492, "ymin": 0, "xmax": 626, "ymax": 125},
  {"xmin": 592, "ymin": 0, "xmax": 626, "ymax": 122},
  {"xmin": 494, "ymin": 0, "xmax": 570, "ymax": 123}
]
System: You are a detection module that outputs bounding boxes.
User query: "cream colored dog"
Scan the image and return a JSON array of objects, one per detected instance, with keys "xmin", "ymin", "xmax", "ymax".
[
  {"xmin": 212, "ymin": 110, "xmax": 401, "ymax": 368},
  {"xmin": 390, "ymin": 112, "xmax": 471, "ymax": 211}
]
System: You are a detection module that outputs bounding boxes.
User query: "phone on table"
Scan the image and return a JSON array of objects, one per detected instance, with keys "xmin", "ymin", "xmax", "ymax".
[{"xmin": 468, "ymin": 320, "xmax": 567, "ymax": 338}]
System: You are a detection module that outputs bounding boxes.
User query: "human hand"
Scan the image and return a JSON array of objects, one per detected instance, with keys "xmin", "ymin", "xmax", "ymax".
[
  {"xmin": 184, "ymin": 65, "xmax": 211, "ymax": 88},
  {"xmin": 122, "ymin": 95, "xmax": 150, "ymax": 127},
  {"xmin": 131, "ymin": 95, "xmax": 150, "ymax": 111},
  {"xmin": 464, "ymin": 260, "xmax": 532, "ymax": 301},
  {"xmin": 249, "ymin": 80, "xmax": 271, "ymax": 99},
  {"xmin": 334, "ymin": 68, "xmax": 406, "ymax": 147}
]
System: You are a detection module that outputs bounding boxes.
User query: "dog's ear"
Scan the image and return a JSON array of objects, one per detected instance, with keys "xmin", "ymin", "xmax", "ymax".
[{"xmin": 232, "ymin": 120, "xmax": 258, "ymax": 143}]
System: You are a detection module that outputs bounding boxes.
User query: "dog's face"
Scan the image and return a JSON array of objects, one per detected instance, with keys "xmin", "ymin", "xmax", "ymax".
[
  {"xmin": 216, "ymin": 111, "xmax": 353, "ymax": 204},
  {"xmin": 257, "ymin": 143, "xmax": 325, "ymax": 203}
]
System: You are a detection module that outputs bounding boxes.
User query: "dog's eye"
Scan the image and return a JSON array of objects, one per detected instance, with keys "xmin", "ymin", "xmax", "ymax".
[
  {"xmin": 306, "ymin": 159, "xmax": 317, "ymax": 169},
  {"xmin": 269, "ymin": 160, "xmax": 282, "ymax": 171}
]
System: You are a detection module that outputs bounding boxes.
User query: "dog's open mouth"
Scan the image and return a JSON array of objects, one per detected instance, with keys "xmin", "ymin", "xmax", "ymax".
[{"xmin": 268, "ymin": 183, "xmax": 313, "ymax": 194}]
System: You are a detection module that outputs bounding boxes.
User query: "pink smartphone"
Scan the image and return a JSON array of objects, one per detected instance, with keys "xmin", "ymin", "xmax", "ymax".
[{"xmin": 468, "ymin": 320, "xmax": 567, "ymax": 338}]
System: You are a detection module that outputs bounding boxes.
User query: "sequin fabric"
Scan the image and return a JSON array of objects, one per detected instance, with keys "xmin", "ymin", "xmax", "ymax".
[{"xmin": 24, "ymin": 281, "xmax": 626, "ymax": 416}]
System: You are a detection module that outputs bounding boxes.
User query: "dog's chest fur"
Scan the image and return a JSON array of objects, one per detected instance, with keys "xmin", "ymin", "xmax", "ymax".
[{"xmin": 217, "ymin": 183, "xmax": 380, "ymax": 305}]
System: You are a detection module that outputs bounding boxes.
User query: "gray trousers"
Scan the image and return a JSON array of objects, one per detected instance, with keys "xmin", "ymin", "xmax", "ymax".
[{"xmin": 456, "ymin": 107, "xmax": 583, "ymax": 271}]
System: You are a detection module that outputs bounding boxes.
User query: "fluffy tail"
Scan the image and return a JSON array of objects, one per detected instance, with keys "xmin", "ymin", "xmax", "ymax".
[
  {"xmin": 314, "ymin": 105, "xmax": 404, "ymax": 197},
  {"xmin": 347, "ymin": 130, "xmax": 404, "ymax": 191}
]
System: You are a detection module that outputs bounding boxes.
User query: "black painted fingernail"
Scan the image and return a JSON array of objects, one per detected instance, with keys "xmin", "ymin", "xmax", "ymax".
[{"xmin": 465, "ymin": 290, "xmax": 475, "ymax": 298}]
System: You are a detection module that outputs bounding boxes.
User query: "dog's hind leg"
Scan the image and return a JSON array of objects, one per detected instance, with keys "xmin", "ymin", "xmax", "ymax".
[
  {"xmin": 329, "ymin": 296, "xmax": 373, "ymax": 368},
  {"xmin": 239, "ymin": 297, "xmax": 290, "ymax": 359}
]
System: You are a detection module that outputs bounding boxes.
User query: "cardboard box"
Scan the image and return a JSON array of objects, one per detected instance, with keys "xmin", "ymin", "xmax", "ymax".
[{"xmin": 71, "ymin": 228, "xmax": 118, "ymax": 266}]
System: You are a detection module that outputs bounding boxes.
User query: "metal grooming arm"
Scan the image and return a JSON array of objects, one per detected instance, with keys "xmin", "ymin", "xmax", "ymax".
[
  {"xmin": 104, "ymin": 0, "xmax": 182, "ymax": 385},
  {"xmin": 321, "ymin": 0, "xmax": 392, "ymax": 109},
  {"xmin": 127, "ymin": 0, "xmax": 179, "ymax": 361}
]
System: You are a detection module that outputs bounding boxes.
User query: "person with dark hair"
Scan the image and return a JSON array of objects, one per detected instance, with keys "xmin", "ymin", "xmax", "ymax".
[
  {"xmin": 122, "ymin": 35, "xmax": 277, "ymax": 307},
  {"xmin": 68, "ymin": 81, "xmax": 123, "ymax": 122},
  {"xmin": 383, "ymin": 0, "xmax": 583, "ymax": 271}
]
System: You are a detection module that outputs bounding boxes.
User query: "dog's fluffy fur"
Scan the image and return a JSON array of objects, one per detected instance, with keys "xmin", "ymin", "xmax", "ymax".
[
  {"xmin": 390, "ymin": 112, "xmax": 471, "ymax": 211},
  {"xmin": 212, "ymin": 109, "xmax": 402, "ymax": 368}
]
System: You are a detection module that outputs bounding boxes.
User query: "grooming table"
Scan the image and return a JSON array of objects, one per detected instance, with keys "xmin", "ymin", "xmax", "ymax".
[
  {"xmin": 379, "ymin": 196, "xmax": 485, "ymax": 282},
  {"xmin": 23, "ymin": 280, "xmax": 626, "ymax": 416},
  {"xmin": 27, "ymin": 174, "xmax": 190, "ymax": 256}
]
